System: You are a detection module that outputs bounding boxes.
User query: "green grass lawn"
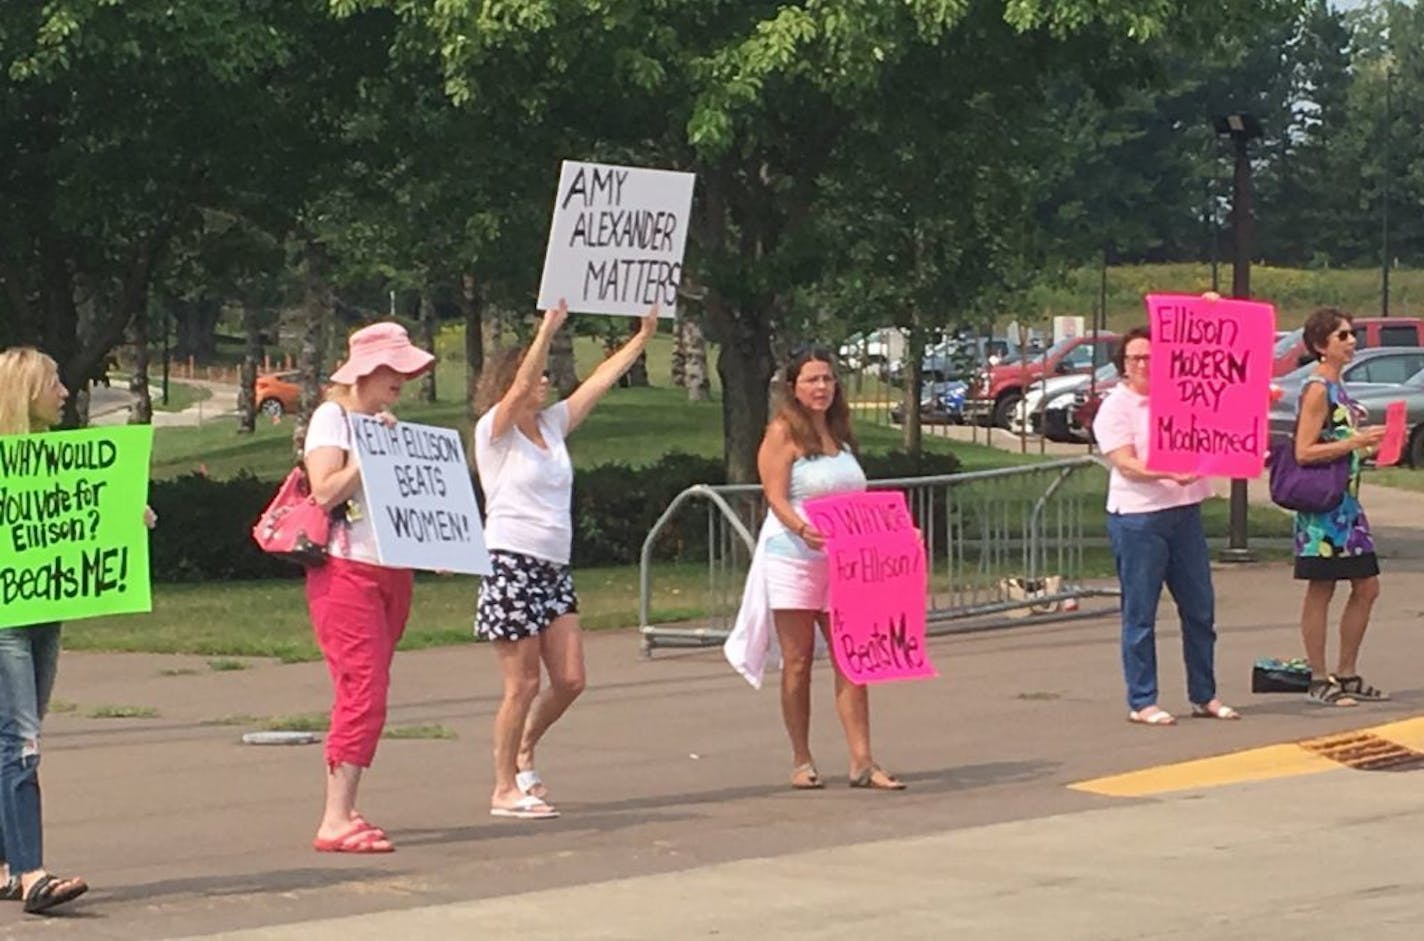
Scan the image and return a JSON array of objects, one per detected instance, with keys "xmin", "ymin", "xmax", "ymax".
[
  {"xmin": 148, "ymin": 372, "xmax": 1022, "ymax": 480},
  {"xmin": 1364, "ymin": 465, "xmax": 1424, "ymax": 493}
]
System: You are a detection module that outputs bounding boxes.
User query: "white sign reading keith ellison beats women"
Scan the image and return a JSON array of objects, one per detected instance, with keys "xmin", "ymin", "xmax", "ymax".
[{"xmin": 349, "ymin": 414, "xmax": 491, "ymax": 576}]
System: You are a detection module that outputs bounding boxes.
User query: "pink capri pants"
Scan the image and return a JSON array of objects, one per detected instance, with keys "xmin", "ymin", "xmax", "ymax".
[{"xmin": 305, "ymin": 558, "xmax": 414, "ymax": 769}]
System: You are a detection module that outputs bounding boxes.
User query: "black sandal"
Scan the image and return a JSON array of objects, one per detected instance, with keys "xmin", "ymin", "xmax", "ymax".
[
  {"xmin": 1, "ymin": 878, "xmax": 20, "ymax": 901},
  {"xmin": 22, "ymin": 873, "xmax": 88, "ymax": 915},
  {"xmin": 1306, "ymin": 677, "xmax": 1357, "ymax": 708},
  {"xmin": 1335, "ymin": 675, "xmax": 1389, "ymax": 702}
]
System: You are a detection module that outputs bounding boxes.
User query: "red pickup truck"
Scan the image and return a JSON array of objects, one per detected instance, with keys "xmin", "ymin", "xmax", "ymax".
[
  {"xmin": 964, "ymin": 333, "xmax": 1117, "ymax": 428},
  {"xmin": 1273, "ymin": 317, "xmax": 1424, "ymax": 374}
]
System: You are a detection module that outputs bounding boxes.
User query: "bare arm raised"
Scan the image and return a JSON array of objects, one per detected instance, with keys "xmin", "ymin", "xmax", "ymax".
[
  {"xmin": 490, "ymin": 300, "xmax": 567, "ymax": 441},
  {"xmin": 563, "ymin": 307, "xmax": 658, "ymax": 434}
]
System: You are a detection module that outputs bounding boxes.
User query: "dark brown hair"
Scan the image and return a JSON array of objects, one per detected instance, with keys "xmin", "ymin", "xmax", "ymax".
[
  {"xmin": 770, "ymin": 346, "xmax": 857, "ymax": 457},
  {"xmin": 1302, "ymin": 307, "xmax": 1353, "ymax": 357},
  {"xmin": 1112, "ymin": 326, "xmax": 1152, "ymax": 375},
  {"xmin": 472, "ymin": 345, "xmax": 530, "ymax": 416}
]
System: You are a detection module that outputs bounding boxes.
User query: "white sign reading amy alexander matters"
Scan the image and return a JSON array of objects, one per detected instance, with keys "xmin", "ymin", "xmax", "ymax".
[
  {"xmin": 348, "ymin": 415, "xmax": 491, "ymax": 576},
  {"xmin": 536, "ymin": 160, "xmax": 695, "ymax": 319}
]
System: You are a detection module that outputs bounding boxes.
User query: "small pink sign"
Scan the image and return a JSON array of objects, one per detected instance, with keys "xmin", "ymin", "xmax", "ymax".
[
  {"xmin": 1374, "ymin": 400, "xmax": 1407, "ymax": 467},
  {"xmin": 1146, "ymin": 293, "xmax": 1277, "ymax": 477},
  {"xmin": 802, "ymin": 491, "xmax": 937, "ymax": 685}
]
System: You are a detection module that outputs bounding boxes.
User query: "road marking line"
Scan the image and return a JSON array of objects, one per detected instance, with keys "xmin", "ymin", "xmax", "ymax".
[{"xmin": 1069, "ymin": 716, "xmax": 1424, "ymax": 798}]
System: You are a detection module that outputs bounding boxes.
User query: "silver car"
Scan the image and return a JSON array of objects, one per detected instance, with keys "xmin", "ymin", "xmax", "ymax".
[
  {"xmin": 1352, "ymin": 370, "xmax": 1424, "ymax": 467},
  {"xmin": 1268, "ymin": 347, "xmax": 1424, "ymax": 437}
]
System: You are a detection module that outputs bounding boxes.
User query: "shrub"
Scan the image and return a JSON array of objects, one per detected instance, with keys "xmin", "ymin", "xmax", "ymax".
[{"xmin": 146, "ymin": 448, "xmax": 960, "ymax": 581}]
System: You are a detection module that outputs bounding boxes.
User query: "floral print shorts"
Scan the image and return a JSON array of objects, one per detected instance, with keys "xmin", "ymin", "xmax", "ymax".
[{"xmin": 475, "ymin": 550, "xmax": 579, "ymax": 642}]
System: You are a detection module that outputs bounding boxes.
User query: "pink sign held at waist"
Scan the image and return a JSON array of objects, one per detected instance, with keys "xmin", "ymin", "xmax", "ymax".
[
  {"xmin": 803, "ymin": 490, "xmax": 936, "ymax": 685},
  {"xmin": 1146, "ymin": 293, "xmax": 1276, "ymax": 477},
  {"xmin": 1374, "ymin": 400, "xmax": 1407, "ymax": 467}
]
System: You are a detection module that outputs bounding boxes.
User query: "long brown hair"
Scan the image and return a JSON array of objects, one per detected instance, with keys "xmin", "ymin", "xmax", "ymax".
[
  {"xmin": 770, "ymin": 346, "xmax": 857, "ymax": 457},
  {"xmin": 0, "ymin": 347, "xmax": 60, "ymax": 435},
  {"xmin": 473, "ymin": 345, "xmax": 530, "ymax": 416}
]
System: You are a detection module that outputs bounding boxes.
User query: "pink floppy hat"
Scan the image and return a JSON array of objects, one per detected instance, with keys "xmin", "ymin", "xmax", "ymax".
[{"xmin": 329, "ymin": 322, "xmax": 435, "ymax": 385}]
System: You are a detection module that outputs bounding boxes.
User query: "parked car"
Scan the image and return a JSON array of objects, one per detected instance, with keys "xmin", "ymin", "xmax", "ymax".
[
  {"xmin": 886, "ymin": 334, "xmax": 1027, "ymax": 386},
  {"xmin": 1353, "ymin": 368, "xmax": 1424, "ymax": 467},
  {"xmin": 1267, "ymin": 347, "xmax": 1424, "ymax": 436},
  {"xmin": 1271, "ymin": 317, "xmax": 1424, "ymax": 376},
  {"xmin": 889, "ymin": 380, "xmax": 969, "ymax": 425},
  {"xmin": 964, "ymin": 332, "xmax": 1117, "ymax": 428},
  {"xmin": 838, "ymin": 328, "xmax": 906, "ymax": 373},
  {"xmin": 1011, "ymin": 362, "xmax": 1117, "ymax": 436},
  {"xmin": 255, "ymin": 371, "xmax": 303, "ymax": 418}
]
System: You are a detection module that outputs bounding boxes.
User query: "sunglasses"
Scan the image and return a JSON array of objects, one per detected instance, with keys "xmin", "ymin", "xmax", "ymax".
[{"xmin": 1334, "ymin": 328, "xmax": 1356, "ymax": 341}]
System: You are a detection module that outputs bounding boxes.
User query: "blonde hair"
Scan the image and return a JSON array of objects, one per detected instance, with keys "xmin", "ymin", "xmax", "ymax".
[{"xmin": 0, "ymin": 347, "xmax": 60, "ymax": 435}]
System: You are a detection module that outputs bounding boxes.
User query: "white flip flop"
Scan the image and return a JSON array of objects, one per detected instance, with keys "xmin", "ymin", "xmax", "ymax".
[{"xmin": 490, "ymin": 795, "xmax": 560, "ymax": 820}]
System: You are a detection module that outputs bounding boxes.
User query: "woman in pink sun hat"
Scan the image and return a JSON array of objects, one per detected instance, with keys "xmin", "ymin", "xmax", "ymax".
[{"xmin": 302, "ymin": 321, "xmax": 433, "ymax": 854}]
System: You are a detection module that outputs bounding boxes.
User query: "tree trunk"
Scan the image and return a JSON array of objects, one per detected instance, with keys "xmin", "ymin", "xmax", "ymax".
[
  {"xmin": 129, "ymin": 308, "xmax": 153, "ymax": 424},
  {"xmin": 671, "ymin": 311, "xmax": 688, "ymax": 388},
  {"xmin": 681, "ymin": 312, "xmax": 711, "ymax": 402},
  {"xmin": 709, "ymin": 297, "xmax": 774, "ymax": 484},
  {"xmin": 901, "ymin": 322, "xmax": 925, "ymax": 456},
  {"xmin": 461, "ymin": 273, "xmax": 484, "ymax": 428},
  {"xmin": 481, "ymin": 305, "xmax": 504, "ymax": 354},
  {"xmin": 237, "ymin": 304, "xmax": 262, "ymax": 434},
  {"xmin": 173, "ymin": 297, "xmax": 222, "ymax": 361},
  {"xmin": 548, "ymin": 322, "xmax": 579, "ymax": 398},
  {"xmin": 625, "ymin": 318, "xmax": 650, "ymax": 387},
  {"xmin": 292, "ymin": 241, "xmax": 331, "ymax": 456},
  {"xmin": 419, "ymin": 289, "xmax": 438, "ymax": 403}
]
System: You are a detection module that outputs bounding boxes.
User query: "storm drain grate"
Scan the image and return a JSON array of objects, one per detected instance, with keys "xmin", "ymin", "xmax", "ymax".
[{"xmin": 1299, "ymin": 732, "xmax": 1424, "ymax": 772}]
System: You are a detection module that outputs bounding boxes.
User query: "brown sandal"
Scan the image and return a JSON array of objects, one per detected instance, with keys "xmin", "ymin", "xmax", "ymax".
[
  {"xmin": 790, "ymin": 763, "xmax": 824, "ymax": 790},
  {"xmin": 849, "ymin": 764, "xmax": 906, "ymax": 790}
]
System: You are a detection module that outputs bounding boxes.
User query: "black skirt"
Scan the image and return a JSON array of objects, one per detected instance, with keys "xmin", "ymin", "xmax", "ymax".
[{"xmin": 1293, "ymin": 551, "xmax": 1380, "ymax": 581}]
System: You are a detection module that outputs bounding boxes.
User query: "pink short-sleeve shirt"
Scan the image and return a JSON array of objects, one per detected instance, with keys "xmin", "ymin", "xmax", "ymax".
[{"xmin": 1092, "ymin": 385, "xmax": 1214, "ymax": 514}]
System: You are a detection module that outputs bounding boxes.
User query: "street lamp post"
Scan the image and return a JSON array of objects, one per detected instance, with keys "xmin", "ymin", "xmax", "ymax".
[
  {"xmin": 1381, "ymin": 68, "xmax": 1392, "ymax": 318},
  {"xmin": 1214, "ymin": 112, "xmax": 1263, "ymax": 564}
]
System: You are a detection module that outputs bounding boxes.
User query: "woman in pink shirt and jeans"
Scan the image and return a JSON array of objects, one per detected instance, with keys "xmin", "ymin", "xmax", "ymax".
[{"xmin": 1092, "ymin": 326, "xmax": 1239, "ymax": 726}]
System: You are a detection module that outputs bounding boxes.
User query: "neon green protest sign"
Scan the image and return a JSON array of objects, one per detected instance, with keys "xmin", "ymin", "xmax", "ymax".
[{"xmin": 0, "ymin": 425, "xmax": 154, "ymax": 629}]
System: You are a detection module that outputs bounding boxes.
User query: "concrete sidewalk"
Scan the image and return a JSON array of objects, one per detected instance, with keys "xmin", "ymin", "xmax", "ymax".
[
  {"xmin": 90, "ymin": 379, "xmax": 239, "ymax": 428},
  {"xmin": 174, "ymin": 769, "xmax": 1423, "ymax": 941},
  {"xmin": 2, "ymin": 559, "xmax": 1421, "ymax": 939}
]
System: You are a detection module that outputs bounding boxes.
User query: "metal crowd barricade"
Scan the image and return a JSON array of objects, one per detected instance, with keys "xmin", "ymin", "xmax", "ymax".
[{"xmin": 638, "ymin": 457, "xmax": 1119, "ymax": 655}]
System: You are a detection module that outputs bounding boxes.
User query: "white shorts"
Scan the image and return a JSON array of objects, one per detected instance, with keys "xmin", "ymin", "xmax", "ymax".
[{"xmin": 764, "ymin": 553, "xmax": 830, "ymax": 612}]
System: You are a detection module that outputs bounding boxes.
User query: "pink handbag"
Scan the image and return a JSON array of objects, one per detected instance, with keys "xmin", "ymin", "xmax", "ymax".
[{"xmin": 251, "ymin": 467, "xmax": 331, "ymax": 566}]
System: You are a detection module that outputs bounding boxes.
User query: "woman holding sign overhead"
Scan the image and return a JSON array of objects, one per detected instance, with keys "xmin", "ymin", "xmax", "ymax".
[
  {"xmin": 301, "ymin": 323, "xmax": 433, "ymax": 853},
  {"xmin": 739, "ymin": 346, "xmax": 905, "ymax": 791},
  {"xmin": 1291, "ymin": 308, "xmax": 1387, "ymax": 707},
  {"xmin": 1092, "ymin": 327, "xmax": 1238, "ymax": 726},
  {"xmin": 473, "ymin": 299, "xmax": 658, "ymax": 820}
]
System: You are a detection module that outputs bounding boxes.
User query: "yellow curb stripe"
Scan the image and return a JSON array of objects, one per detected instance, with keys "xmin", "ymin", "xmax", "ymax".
[{"xmin": 1069, "ymin": 715, "xmax": 1424, "ymax": 798}]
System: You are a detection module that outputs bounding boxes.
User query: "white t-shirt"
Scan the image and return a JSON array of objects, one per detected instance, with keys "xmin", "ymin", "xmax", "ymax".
[
  {"xmin": 474, "ymin": 401, "xmax": 574, "ymax": 565},
  {"xmin": 1092, "ymin": 385, "xmax": 1213, "ymax": 515},
  {"xmin": 303, "ymin": 401, "xmax": 381, "ymax": 565}
]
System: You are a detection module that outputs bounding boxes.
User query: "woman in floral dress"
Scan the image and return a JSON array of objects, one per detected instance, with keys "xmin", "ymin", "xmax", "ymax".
[{"xmin": 1292, "ymin": 308, "xmax": 1388, "ymax": 707}]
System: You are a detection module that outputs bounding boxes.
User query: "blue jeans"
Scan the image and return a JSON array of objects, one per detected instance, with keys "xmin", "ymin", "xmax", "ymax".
[
  {"xmin": 1106, "ymin": 505, "xmax": 1216, "ymax": 711},
  {"xmin": 0, "ymin": 623, "xmax": 61, "ymax": 875}
]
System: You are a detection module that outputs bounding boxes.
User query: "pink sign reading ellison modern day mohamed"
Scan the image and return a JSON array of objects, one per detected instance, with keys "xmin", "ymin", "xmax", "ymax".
[
  {"xmin": 802, "ymin": 490, "xmax": 936, "ymax": 685},
  {"xmin": 1146, "ymin": 293, "xmax": 1276, "ymax": 477}
]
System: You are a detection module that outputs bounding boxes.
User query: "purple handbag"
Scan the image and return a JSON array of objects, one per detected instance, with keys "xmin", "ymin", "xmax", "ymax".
[{"xmin": 1267, "ymin": 433, "xmax": 1349, "ymax": 513}]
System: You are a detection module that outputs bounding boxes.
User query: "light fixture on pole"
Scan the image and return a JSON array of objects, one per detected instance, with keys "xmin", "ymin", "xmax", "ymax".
[{"xmin": 1213, "ymin": 112, "xmax": 1263, "ymax": 564}]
